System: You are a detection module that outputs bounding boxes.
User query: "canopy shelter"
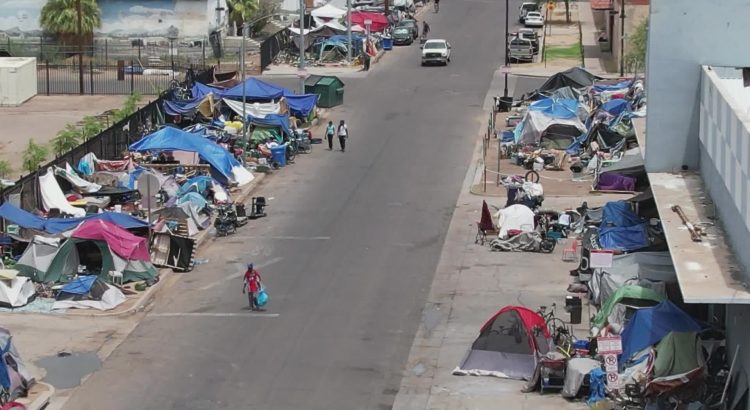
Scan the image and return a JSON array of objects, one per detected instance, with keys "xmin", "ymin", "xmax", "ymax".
[
  {"xmin": 453, "ymin": 306, "xmax": 550, "ymax": 380},
  {"xmin": 350, "ymin": 12, "xmax": 390, "ymax": 32},
  {"xmin": 310, "ymin": 3, "xmax": 347, "ymax": 19},
  {"xmin": 196, "ymin": 78, "xmax": 318, "ymax": 119},
  {"xmin": 538, "ymin": 67, "xmax": 601, "ymax": 93},
  {"xmin": 620, "ymin": 300, "xmax": 702, "ymax": 365},
  {"xmin": 73, "ymin": 219, "xmax": 151, "ymax": 261},
  {"xmin": 52, "ymin": 276, "xmax": 126, "ymax": 311},
  {"xmin": 129, "ymin": 127, "xmax": 254, "ymax": 186},
  {"xmin": 0, "ymin": 202, "xmax": 148, "ymax": 235}
]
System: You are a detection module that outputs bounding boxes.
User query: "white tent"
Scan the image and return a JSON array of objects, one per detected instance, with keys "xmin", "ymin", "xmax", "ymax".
[
  {"xmin": 516, "ymin": 110, "xmax": 586, "ymax": 147},
  {"xmin": 0, "ymin": 269, "xmax": 36, "ymax": 308},
  {"xmin": 311, "ymin": 3, "xmax": 347, "ymax": 18},
  {"xmin": 495, "ymin": 204, "xmax": 536, "ymax": 239},
  {"xmin": 54, "ymin": 163, "xmax": 101, "ymax": 194}
]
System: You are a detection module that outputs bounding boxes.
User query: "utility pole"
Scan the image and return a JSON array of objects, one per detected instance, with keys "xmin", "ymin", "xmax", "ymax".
[
  {"xmin": 76, "ymin": 0, "xmax": 84, "ymax": 95},
  {"xmin": 503, "ymin": 0, "xmax": 509, "ymax": 98},
  {"xmin": 298, "ymin": 0, "xmax": 306, "ymax": 93},
  {"xmin": 384, "ymin": 0, "xmax": 389, "ymax": 20},
  {"xmin": 619, "ymin": 0, "xmax": 626, "ymax": 76},
  {"xmin": 346, "ymin": 0, "xmax": 353, "ymax": 64},
  {"xmin": 241, "ymin": 22, "xmax": 247, "ymax": 140}
]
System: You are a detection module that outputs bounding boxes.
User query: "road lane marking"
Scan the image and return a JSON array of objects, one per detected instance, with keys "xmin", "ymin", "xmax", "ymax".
[
  {"xmin": 149, "ymin": 312, "xmax": 279, "ymax": 318},
  {"xmin": 198, "ymin": 257, "xmax": 284, "ymax": 291}
]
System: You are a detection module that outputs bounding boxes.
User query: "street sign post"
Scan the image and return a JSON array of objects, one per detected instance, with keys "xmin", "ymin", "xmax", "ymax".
[
  {"xmin": 590, "ymin": 249, "xmax": 614, "ymax": 268},
  {"xmin": 598, "ymin": 336, "xmax": 622, "ymax": 390},
  {"xmin": 500, "ymin": 65, "xmax": 511, "ymax": 74},
  {"xmin": 597, "ymin": 336, "xmax": 623, "ymax": 354}
]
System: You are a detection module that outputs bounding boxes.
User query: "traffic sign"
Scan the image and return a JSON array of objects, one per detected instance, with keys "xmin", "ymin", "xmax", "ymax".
[
  {"xmin": 597, "ymin": 336, "xmax": 623, "ymax": 354},
  {"xmin": 606, "ymin": 372, "xmax": 620, "ymax": 387},
  {"xmin": 604, "ymin": 353, "xmax": 618, "ymax": 373},
  {"xmin": 500, "ymin": 65, "xmax": 511, "ymax": 74},
  {"xmin": 296, "ymin": 69, "xmax": 308, "ymax": 78},
  {"xmin": 547, "ymin": 1, "xmax": 556, "ymax": 10}
]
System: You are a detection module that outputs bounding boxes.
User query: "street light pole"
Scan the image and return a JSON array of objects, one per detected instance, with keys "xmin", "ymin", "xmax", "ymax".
[
  {"xmin": 299, "ymin": 0, "xmax": 306, "ymax": 93},
  {"xmin": 503, "ymin": 0, "xmax": 509, "ymax": 98},
  {"xmin": 346, "ymin": 0, "xmax": 352, "ymax": 64},
  {"xmin": 619, "ymin": 0, "xmax": 626, "ymax": 76},
  {"xmin": 241, "ymin": 22, "xmax": 247, "ymax": 140},
  {"xmin": 76, "ymin": 0, "xmax": 84, "ymax": 95}
]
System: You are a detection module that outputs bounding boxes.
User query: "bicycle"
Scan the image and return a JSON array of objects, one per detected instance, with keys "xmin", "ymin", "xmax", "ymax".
[
  {"xmin": 286, "ymin": 139, "xmax": 298, "ymax": 163},
  {"xmin": 537, "ymin": 304, "xmax": 574, "ymax": 357}
]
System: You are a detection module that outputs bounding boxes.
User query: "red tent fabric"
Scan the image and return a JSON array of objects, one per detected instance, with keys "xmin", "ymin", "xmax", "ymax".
[
  {"xmin": 480, "ymin": 306, "xmax": 550, "ymax": 339},
  {"xmin": 72, "ymin": 219, "xmax": 151, "ymax": 261},
  {"xmin": 350, "ymin": 12, "xmax": 389, "ymax": 32}
]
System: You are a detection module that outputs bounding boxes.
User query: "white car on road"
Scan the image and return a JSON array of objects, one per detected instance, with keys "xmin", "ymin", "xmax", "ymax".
[
  {"xmin": 524, "ymin": 11, "xmax": 544, "ymax": 28},
  {"xmin": 421, "ymin": 39, "xmax": 451, "ymax": 66}
]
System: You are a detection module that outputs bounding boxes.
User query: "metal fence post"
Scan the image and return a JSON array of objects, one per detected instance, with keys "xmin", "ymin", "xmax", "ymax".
[
  {"xmin": 89, "ymin": 60, "xmax": 94, "ymax": 94},
  {"xmin": 105, "ymin": 38, "xmax": 108, "ymax": 63},
  {"xmin": 130, "ymin": 59, "xmax": 134, "ymax": 95},
  {"xmin": 45, "ymin": 60, "xmax": 50, "ymax": 96},
  {"xmin": 202, "ymin": 39, "xmax": 206, "ymax": 69}
]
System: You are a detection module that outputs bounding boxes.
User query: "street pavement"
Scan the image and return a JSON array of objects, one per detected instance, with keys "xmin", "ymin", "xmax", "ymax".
[{"xmin": 60, "ymin": 1, "xmax": 528, "ymax": 409}]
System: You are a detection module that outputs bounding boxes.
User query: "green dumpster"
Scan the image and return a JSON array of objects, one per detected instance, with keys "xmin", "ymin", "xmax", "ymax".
[{"xmin": 304, "ymin": 75, "xmax": 345, "ymax": 108}]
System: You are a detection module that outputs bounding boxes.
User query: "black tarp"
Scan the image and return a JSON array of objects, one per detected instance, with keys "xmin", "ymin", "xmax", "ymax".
[{"xmin": 538, "ymin": 67, "xmax": 602, "ymax": 93}]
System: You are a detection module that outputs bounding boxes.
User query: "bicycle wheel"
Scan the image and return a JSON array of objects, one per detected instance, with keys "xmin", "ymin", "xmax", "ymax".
[
  {"xmin": 525, "ymin": 170, "xmax": 540, "ymax": 183},
  {"xmin": 546, "ymin": 317, "xmax": 568, "ymax": 337}
]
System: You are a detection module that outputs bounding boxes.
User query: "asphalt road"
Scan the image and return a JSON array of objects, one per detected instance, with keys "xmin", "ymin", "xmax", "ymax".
[{"xmin": 62, "ymin": 2, "xmax": 525, "ymax": 409}]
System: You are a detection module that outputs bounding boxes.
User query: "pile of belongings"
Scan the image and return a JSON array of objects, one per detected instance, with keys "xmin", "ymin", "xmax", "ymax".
[{"xmin": 0, "ymin": 328, "xmax": 35, "ymax": 404}]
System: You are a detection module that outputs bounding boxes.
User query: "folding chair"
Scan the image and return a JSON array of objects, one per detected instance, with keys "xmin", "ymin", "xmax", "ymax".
[{"xmin": 475, "ymin": 201, "xmax": 499, "ymax": 245}]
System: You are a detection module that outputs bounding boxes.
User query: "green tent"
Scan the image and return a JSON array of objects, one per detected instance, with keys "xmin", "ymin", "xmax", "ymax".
[
  {"xmin": 592, "ymin": 285, "xmax": 665, "ymax": 329},
  {"xmin": 16, "ymin": 237, "xmax": 157, "ymax": 284},
  {"xmin": 654, "ymin": 332, "xmax": 700, "ymax": 377}
]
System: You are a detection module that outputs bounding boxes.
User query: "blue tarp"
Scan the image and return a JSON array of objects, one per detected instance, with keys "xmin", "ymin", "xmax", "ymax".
[
  {"xmin": 601, "ymin": 201, "xmax": 642, "ymax": 227},
  {"xmin": 0, "ymin": 202, "xmax": 148, "ymax": 234},
  {"xmin": 176, "ymin": 192, "xmax": 208, "ymax": 210},
  {"xmin": 59, "ymin": 276, "xmax": 97, "ymax": 295},
  {"xmin": 598, "ymin": 223, "xmax": 649, "ymax": 251},
  {"xmin": 620, "ymin": 300, "xmax": 702, "ymax": 364},
  {"xmin": 601, "ymin": 98, "xmax": 629, "ymax": 116},
  {"xmin": 592, "ymin": 80, "xmax": 632, "ymax": 92},
  {"xmin": 528, "ymin": 97, "xmax": 579, "ymax": 119},
  {"xmin": 129, "ymin": 127, "xmax": 241, "ymax": 182},
  {"xmin": 247, "ymin": 113, "xmax": 293, "ymax": 136},
  {"xmin": 177, "ymin": 175, "xmax": 213, "ymax": 197},
  {"xmin": 164, "ymin": 96, "xmax": 205, "ymax": 116},
  {"xmin": 197, "ymin": 78, "xmax": 318, "ymax": 118}
]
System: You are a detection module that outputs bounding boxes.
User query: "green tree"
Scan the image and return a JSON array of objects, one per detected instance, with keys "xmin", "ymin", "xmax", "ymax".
[
  {"xmin": 250, "ymin": 0, "xmax": 281, "ymax": 36},
  {"xmin": 227, "ymin": 0, "xmax": 260, "ymax": 35},
  {"xmin": 624, "ymin": 18, "xmax": 648, "ymax": 73},
  {"xmin": 80, "ymin": 116, "xmax": 103, "ymax": 140},
  {"xmin": 51, "ymin": 124, "xmax": 82, "ymax": 157},
  {"xmin": 39, "ymin": 0, "xmax": 102, "ymax": 36},
  {"xmin": 22, "ymin": 140, "xmax": 49, "ymax": 173},
  {"xmin": 0, "ymin": 159, "xmax": 11, "ymax": 178}
]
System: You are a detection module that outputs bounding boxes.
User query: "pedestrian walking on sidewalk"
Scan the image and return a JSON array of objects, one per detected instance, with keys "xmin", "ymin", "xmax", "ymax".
[
  {"xmin": 337, "ymin": 120, "xmax": 349, "ymax": 152},
  {"xmin": 243, "ymin": 263, "xmax": 263, "ymax": 311},
  {"xmin": 326, "ymin": 121, "xmax": 336, "ymax": 150}
]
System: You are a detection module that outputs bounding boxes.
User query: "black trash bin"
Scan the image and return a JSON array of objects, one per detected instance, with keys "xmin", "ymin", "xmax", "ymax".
[
  {"xmin": 565, "ymin": 295, "xmax": 582, "ymax": 325},
  {"xmin": 495, "ymin": 96, "xmax": 513, "ymax": 112}
]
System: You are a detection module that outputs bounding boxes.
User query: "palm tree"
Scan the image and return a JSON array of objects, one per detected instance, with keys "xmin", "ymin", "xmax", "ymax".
[
  {"xmin": 80, "ymin": 116, "xmax": 104, "ymax": 140},
  {"xmin": 227, "ymin": 0, "xmax": 260, "ymax": 35},
  {"xmin": 0, "ymin": 159, "xmax": 11, "ymax": 179},
  {"xmin": 39, "ymin": 0, "xmax": 101, "ymax": 48}
]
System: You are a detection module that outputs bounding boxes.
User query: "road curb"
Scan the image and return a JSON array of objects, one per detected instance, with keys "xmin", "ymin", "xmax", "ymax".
[{"xmin": 64, "ymin": 172, "xmax": 268, "ymax": 318}]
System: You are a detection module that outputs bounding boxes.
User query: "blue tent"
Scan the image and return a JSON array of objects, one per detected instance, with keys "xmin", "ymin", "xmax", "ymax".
[
  {"xmin": 246, "ymin": 113, "xmax": 293, "ymax": 136},
  {"xmin": 284, "ymin": 93, "xmax": 318, "ymax": 118},
  {"xmin": 620, "ymin": 300, "xmax": 702, "ymax": 364},
  {"xmin": 0, "ymin": 202, "xmax": 148, "ymax": 234},
  {"xmin": 598, "ymin": 224, "xmax": 649, "ymax": 251},
  {"xmin": 191, "ymin": 82, "xmax": 224, "ymax": 99},
  {"xmin": 129, "ymin": 127, "xmax": 245, "ymax": 184},
  {"xmin": 59, "ymin": 275, "xmax": 97, "ymax": 295},
  {"xmin": 164, "ymin": 96, "xmax": 205, "ymax": 116},
  {"xmin": 601, "ymin": 201, "xmax": 642, "ymax": 227},
  {"xmin": 601, "ymin": 99, "xmax": 630, "ymax": 116},
  {"xmin": 528, "ymin": 97, "xmax": 579, "ymax": 119}
]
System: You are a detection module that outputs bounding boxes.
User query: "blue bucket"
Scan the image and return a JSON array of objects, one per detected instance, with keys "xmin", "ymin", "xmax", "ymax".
[
  {"xmin": 382, "ymin": 37, "xmax": 393, "ymax": 50},
  {"xmin": 270, "ymin": 145, "xmax": 287, "ymax": 167}
]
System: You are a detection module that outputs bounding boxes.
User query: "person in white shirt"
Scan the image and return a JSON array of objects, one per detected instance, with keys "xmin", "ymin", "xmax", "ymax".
[{"xmin": 337, "ymin": 120, "xmax": 349, "ymax": 152}]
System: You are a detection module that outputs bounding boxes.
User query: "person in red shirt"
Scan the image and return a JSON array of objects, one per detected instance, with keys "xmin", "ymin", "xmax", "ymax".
[{"xmin": 243, "ymin": 263, "xmax": 263, "ymax": 311}]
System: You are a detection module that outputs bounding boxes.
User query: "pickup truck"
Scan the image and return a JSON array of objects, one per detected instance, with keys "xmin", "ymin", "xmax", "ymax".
[
  {"xmin": 421, "ymin": 39, "xmax": 451, "ymax": 66},
  {"xmin": 508, "ymin": 37, "xmax": 534, "ymax": 63}
]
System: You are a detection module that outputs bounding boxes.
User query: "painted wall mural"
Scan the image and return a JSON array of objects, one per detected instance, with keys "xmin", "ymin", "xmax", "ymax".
[{"xmin": 0, "ymin": 0, "xmax": 226, "ymax": 38}]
